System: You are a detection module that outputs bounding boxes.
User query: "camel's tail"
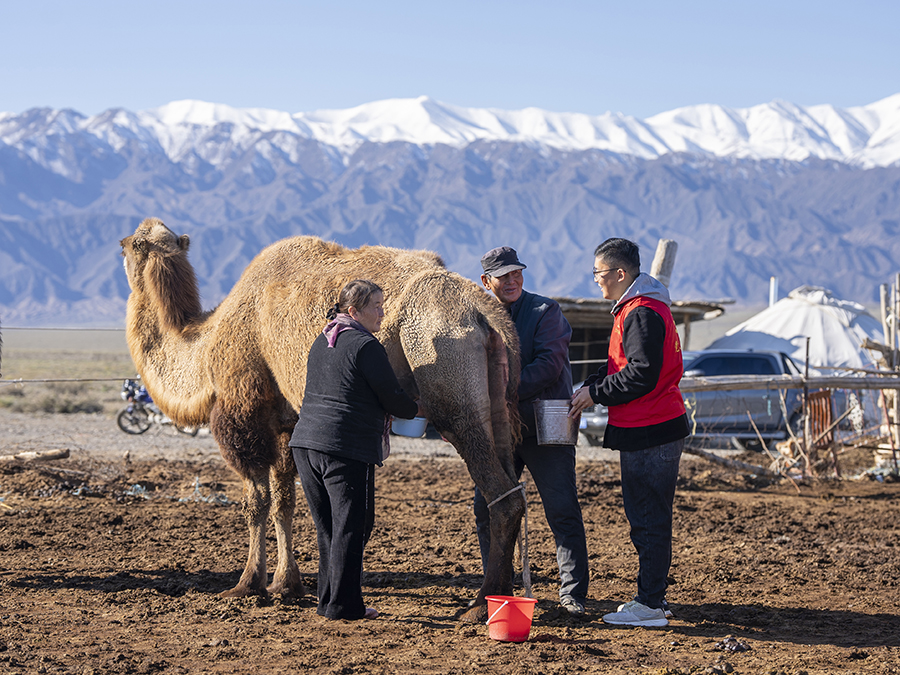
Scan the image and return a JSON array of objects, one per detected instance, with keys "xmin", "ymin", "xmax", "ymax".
[{"xmin": 469, "ymin": 289, "xmax": 522, "ymax": 449}]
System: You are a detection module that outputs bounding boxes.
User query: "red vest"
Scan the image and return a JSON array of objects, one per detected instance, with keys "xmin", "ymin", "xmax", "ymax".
[{"xmin": 607, "ymin": 296, "xmax": 686, "ymax": 428}]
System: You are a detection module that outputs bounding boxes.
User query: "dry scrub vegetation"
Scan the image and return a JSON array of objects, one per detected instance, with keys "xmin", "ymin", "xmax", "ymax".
[{"xmin": 1, "ymin": 329, "xmax": 134, "ymax": 414}]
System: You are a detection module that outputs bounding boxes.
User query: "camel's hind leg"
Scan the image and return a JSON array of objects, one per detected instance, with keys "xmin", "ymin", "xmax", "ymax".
[{"xmin": 267, "ymin": 432, "xmax": 305, "ymax": 598}]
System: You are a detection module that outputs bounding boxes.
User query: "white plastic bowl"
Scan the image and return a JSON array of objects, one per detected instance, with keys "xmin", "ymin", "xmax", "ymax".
[{"xmin": 391, "ymin": 416, "xmax": 428, "ymax": 438}]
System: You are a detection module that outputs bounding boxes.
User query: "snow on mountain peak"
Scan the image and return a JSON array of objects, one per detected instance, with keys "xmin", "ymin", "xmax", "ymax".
[
  {"xmin": 147, "ymin": 99, "xmax": 299, "ymax": 132},
  {"xmin": 2, "ymin": 94, "xmax": 899, "ymax": 169}
]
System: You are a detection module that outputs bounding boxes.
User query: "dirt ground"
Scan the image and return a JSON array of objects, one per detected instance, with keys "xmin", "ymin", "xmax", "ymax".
[{"xmin": 1, "ymin": 410, "xmax": 899, "ymax": 675}]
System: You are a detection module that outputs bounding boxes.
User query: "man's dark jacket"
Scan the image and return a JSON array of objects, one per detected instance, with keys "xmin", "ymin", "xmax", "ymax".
[{"xmin": 508, "ymin": 289, "xmax": 573, "ymax": 438}]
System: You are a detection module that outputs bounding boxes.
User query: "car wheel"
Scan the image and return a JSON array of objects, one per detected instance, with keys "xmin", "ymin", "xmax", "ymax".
[{"xmin": 736, "ymin": 437, "xmax": 773, "ymax": 453}]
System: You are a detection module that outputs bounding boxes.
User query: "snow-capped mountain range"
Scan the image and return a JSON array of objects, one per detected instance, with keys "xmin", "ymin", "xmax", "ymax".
[
  {"xmin": 1, "ymin": 95, "xmax": 899, "ymax": 326},
  {"xmin": 3, "ymin": 94, "xmax": 900, "ymax": 172}
]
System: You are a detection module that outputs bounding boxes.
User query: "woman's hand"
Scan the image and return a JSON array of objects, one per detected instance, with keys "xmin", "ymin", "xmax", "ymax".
[{"xmin": 569, "ymin": 386, "xmax": 595, "ymax": 417}]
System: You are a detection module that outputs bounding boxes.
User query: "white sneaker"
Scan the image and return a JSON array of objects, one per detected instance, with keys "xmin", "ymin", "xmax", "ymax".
[
  {"xmin": 603, "ymin": 600, "xmax": 668, "ymax": 627},
  {"xmin": 618, "ymin": 600, "xmax": 673, "ymax": 618}
]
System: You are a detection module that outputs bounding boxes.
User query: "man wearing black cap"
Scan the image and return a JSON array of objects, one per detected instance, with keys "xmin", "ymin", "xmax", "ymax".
[{"xmin": 473, "ymin": 246, "xmax": 590, "ymax": 617}]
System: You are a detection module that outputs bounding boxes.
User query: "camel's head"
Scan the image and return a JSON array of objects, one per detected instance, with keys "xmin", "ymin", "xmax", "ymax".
[
  {"xmin": 120, "ymin": 218, "xmax": 191, "ymax": 290},
  {"xmin": 120, "ymin": 218, "xmax": 201, "ymax": 331}
]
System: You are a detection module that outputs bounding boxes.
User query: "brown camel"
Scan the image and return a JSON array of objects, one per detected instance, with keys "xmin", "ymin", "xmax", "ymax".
[{"xmin": 120, "ymin": 218, "xmax": 524, "ymax": 621}]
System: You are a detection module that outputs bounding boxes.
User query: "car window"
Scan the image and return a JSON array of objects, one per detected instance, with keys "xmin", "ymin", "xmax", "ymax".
[
  {"xmin": 781, "ymin": 354, "xmax": 801, "ymax": 375},
  {"xmin": 691, "ymin": 355, "xmax": 777, "ymax": 376}
]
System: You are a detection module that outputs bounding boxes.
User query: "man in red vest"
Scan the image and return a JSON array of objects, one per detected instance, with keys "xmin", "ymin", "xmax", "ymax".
[{"xmin": 570, "ymin": 237, "xmax": 689, "ymax": 627}]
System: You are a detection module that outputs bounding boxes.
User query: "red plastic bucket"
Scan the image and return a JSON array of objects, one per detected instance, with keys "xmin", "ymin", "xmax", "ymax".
[{"xmin": 485, "ymin": 595, "xmax": 539, "ymax": 642}]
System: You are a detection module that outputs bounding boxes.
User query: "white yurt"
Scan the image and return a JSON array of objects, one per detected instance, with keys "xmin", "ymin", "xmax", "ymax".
[{"xmin": 707, "ymin": 285, "xmax": 884, "ymax": 370}]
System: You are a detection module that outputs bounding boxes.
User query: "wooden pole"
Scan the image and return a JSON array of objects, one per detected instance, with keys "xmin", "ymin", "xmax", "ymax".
[
  {"xmin": 679, "ymin": 373, "xmax": 900, "ymax": 392},
  {"xmin": 894, "ymin": 275, "xmax": 900, "ymax": 452},
  {"xmin": 682, "ymin": 315, "xmax": 692, "ymax": 351},
  {"xmin": 879, "ymin": 391, "xmax": 900, "ymax": 473},
  {"xmin": 893, "ymin": 280, "xmax": 898, "ymax": 369},
  {"xmin": 680, "ymin": 373, "xmax": 900, "ymax": 393},
  {"xmin": 0, "ymin": 448, "xmax": 70, "ymax": 462},
  {"xmin": 803, "ymin": 337, "xmax": 813, "ymax": 473},
  {"xmin": 895, "ymin": 275, "xmax": 900, "ymax": 356},
  {"xmin": 881, "ymin": 284, "xmax": 891, "ymax": 368},
  {"xmin": 650, "ymin": 239, "xmax": 678, "ymax": 288},
  {"xmin": 582, "ymin": 328, "xmax": 591, "ymax": 384},
  {"xmin": 683, "ymin": 446, "xmax": 777, "ymax": 477}
]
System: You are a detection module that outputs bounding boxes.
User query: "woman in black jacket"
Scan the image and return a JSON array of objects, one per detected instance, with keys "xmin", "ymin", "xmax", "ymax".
[{"xmin": 290, "ymin": 279, "xmax": 422, "ymax": 620}]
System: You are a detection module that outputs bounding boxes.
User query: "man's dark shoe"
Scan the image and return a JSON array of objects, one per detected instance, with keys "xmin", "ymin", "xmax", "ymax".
[{"xmin": 560, "ymin": 596, "xmax": 586, "ymax": 617}]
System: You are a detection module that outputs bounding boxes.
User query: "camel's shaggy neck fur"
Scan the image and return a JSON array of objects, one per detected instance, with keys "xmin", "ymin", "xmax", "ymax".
[
  {"xmin": 121, "ymin": 219, "xmax": 215, "ymax": 426},
  {"xmin": 146, "ymin": 245, "xmax": 202, "ymax": 332}
]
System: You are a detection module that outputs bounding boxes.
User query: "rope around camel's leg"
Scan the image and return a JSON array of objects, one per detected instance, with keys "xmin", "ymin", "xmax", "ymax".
[
  {"xmin": 489, "ymin": 482, "xmax": 531, "ymax": 598},
  {"xmin": 518, "ymin": 490, "xmax": 532, "ymax": 597}
]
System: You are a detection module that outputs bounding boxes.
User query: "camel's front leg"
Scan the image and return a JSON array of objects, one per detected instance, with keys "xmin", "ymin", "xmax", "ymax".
[
  {"xmin": 459, "ymin": 481, "xmax": 524, "ymax": 623},
  {"xmin": 458, "ymin": 332, "xmax": 522, "ymax": 623},
  {"xmin": 221, "ymin": 472, "xmax": 270, "ymax": 597},
  {"xmin": 267, "ymin": 461, "xmax": 305, "ymax": 598},
  {"xmin": 450, "ymin": 426, "xmax": 523, "ymax": 623}
]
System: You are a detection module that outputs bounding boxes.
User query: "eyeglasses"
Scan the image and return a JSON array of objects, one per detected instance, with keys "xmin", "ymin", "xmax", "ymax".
[{"xmin": 592, "ymin": 268, "xmax": 619, "ymax": 279}]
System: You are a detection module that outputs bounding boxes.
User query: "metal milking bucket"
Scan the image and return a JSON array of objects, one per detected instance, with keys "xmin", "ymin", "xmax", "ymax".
[{"xmin": 533, "ymin": 399, "xmax": 580, "ymax": 445}]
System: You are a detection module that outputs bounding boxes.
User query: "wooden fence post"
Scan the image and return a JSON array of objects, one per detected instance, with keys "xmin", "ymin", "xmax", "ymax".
[
  {"xmin": 650, "ymin": 239, "xmax": 678, "ymax": 288},
  {"xmin": 894, "ymin": 275, "xmax": 900, "ymax": 451}
]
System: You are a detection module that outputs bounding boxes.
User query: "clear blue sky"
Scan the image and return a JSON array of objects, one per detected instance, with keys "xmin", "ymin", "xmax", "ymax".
[{"xmin": 3, "ymin": 0, "xmax": 898, "ymax": 118}]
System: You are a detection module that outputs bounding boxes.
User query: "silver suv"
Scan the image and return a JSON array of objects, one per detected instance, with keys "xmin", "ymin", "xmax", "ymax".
[{"xmin": 682, "ymin": 349, "xmax": 803, "ymax": 448}]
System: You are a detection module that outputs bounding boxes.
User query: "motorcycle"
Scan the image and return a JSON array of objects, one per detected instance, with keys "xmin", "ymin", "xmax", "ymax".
[{"xmin": 117, "ymin": 379, "xmax": 199, "ymax": 436}]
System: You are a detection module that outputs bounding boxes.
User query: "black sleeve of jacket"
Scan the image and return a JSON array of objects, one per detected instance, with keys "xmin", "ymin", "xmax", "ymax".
[
  {"xmin": 590, "ymin": 306, "xmax": 666, "ymax": 407},
  {"xmin": 358, "ymin": 339, "xmax": 419, "ymax": 419},
  {"xmin": 581, "ymin": 361, "xmax": 608, "ymax": 389},
  {"xmin": 519, "ymin": 302, "xmax": 571, "ymax": 401}
]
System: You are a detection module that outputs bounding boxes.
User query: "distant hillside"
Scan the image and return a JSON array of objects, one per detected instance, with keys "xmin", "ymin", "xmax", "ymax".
[{"xmin": 1, "ymin": 97, "xmax": 899, "ymax": 326}]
